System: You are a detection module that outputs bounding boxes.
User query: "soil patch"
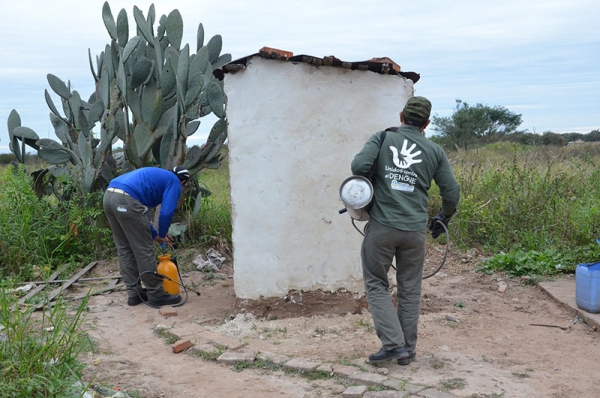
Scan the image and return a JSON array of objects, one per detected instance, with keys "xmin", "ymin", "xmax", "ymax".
[
  {"xmin": 63, "ymin": 246, "xmax": 600, "ymax": 397},
  {"xmin": 235, "ymin": 289, "xmax": 367, "ymax": 320}
]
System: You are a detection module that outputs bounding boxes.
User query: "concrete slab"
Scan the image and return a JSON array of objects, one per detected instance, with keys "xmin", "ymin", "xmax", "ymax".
[
  {"xmin": 216, "ymin": 351, "xmax": 256, "ymax": 365},
  {"xmin": 342, "ymin": 385, "xmax": 368, "ymax": 398},
  {"xmin": 363, "ymin": 391, "xmax": 405, "ymax": 397},
  {"xmin": 256, "ymin": 351, "xmax": 291, "ymax": 365},
  {"xmin": 537, "ymin": 278, "xmax": 600, "ymax": 329},
  {"xmin": 283, "ymin": 357, "xmax": 322, "ymax": 371},
  {"xmin": 418, "ymin": 388, "xmax": 458, "ymax": 398},
  {"xmin": 348, "ymin": 371, "xmax": 388, "ymax": 386},
  {"xmin": 331, "ymin": 363, "xmax": 361, "ymax": 376}
]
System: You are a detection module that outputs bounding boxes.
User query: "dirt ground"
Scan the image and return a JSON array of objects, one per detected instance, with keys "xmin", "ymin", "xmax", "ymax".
[{"xmin": 72, "ymin": 245, "xmax": 600, "ymax": 398}]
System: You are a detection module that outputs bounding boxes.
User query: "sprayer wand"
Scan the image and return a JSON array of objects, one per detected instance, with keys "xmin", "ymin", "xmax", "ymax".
[{"xmin": 156, "ymin": 272, "xmax": 202, "ymax": 296}]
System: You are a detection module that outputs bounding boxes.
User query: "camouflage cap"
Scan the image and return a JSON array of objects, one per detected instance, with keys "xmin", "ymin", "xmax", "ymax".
[{"xmin": 402, "ymin": 96, "xmax": 432, "ymax": 124}]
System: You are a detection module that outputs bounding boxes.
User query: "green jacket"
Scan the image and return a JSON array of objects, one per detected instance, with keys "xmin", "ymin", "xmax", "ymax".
[{"xmin": 351, "ymin": 125, "xmax": 460, "ymax": 231}]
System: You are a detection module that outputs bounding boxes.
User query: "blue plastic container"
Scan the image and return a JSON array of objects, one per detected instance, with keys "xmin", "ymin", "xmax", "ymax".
[{"xmin": 575, "ymin": 262, "xmax": 600, "ymax": 313}]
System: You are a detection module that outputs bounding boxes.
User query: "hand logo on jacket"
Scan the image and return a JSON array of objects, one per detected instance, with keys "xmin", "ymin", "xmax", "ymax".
[{"xmin": 390, "ymin": 140, "xmax": 422, "ymax": 169}]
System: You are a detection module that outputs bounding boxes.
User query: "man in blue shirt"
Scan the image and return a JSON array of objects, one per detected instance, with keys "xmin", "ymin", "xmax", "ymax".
[{"xmin": 103, "ymin": 166, "xmax": 190, "ymax": 307}]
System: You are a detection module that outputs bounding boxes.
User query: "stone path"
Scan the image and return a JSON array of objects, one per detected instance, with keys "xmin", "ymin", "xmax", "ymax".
[
  {"xmin": 165, "ymin": 327, "xmax": 459, "ymax": 398},
  {"xmin": 159, "ymin": 277, "xmax": 600, "ymax": 398}
]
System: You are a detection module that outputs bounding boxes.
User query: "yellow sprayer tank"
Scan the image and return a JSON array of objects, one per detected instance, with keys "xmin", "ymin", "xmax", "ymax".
[{"xmin": 157, "ymin": 254, "xmax": 180, "ymax": 295}]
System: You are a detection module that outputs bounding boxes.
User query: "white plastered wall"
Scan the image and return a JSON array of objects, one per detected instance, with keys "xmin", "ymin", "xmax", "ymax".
[{"xmin": 224, "ymin": 57, "xmax": 414, "ymax": 299}]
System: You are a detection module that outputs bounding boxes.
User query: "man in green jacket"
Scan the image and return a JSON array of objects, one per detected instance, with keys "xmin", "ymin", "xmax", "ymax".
[{"xmin": 351, "ymin": 96, "xmax": 460, "ymax": 365}]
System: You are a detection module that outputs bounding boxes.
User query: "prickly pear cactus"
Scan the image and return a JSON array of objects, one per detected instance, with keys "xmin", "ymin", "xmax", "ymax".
[{"xmin": 7, "ymin": 1, "xmax": 230, "ymax": 200}]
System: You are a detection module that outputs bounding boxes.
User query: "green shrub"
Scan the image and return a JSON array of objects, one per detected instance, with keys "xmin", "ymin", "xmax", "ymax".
[
  {"xmin": 0, "ymin": 166, "xmax": 112, "ymax": 280},
  {"xmin": 480, "ymin": 248, "xmax": 571, "ymax": 277},
  {"xmin": 441, "ymin": 143, "xmax": 600, "ymax": 274}
]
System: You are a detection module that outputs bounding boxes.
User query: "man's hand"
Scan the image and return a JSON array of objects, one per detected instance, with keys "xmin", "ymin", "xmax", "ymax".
[
  {"xmin": 429, "ymin": 212, "xmax": 452, "ymax": 238},
  {"xmin": 154, "ymin": 235, "xmax": 174, "ymax": 246}
]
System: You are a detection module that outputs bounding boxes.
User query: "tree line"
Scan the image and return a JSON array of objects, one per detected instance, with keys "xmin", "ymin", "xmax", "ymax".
[{"xmin": 430, "ymin": 99, "xmax": 599, "ymax": 150}]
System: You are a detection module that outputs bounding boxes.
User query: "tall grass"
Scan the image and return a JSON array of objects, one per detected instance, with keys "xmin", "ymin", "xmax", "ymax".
[
  {"xmin": 186, "ymin": 149, "xmax": 232, "ymax": 255},
  {"xmin": 0, "ymin": 165, "xmax": 112, "ymax": 281},
  {"xmin": 184, "ymin": 143, "xmax": 600, "ymax": 276},
  {"xmin": 440, "ymin": 142, "xmax": 600, "ymax": 275},
  {"xmin": 0, "ymin": 287, "xmax": 93, "ymax": 396},
  {"xmin": 3, "ymin": 142, "xmax": 598, "ymax": 280}
]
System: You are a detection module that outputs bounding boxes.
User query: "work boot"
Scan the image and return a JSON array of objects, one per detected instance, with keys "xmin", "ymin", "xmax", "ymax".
[
  {"xmin": 368, "ymin": 346, "xmax": 409, "ymax": 364},
  {"xmin": 397, "ymin": 351, "xmax": 416, "ymax": 366},
  {"xmin": 127, "ymin": 289, "xmax": 148, "ymax": 306},
  {"xmin": 148, "ymin": 293, "xmax": 181, "ymax": 307}
]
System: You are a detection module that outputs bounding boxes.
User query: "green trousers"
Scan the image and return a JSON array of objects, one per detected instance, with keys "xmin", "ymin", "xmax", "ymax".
[
  {"xmin": 103, "ymin": 190, "xmax": 165, "ymax": 300},
  {"xmin": 361, "ymin": 219, "xmax": 426, "ymax": 352}
]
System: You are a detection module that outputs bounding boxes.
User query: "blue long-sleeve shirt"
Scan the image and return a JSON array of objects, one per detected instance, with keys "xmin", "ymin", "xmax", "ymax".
[{"xmin": 107, "ymin": 167, "xmax": 182, "ymax": 238}]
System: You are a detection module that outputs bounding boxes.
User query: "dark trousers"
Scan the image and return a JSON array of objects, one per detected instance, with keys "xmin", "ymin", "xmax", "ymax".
[
  {"xmin": 361, "ymin": 219, "xmax": 426, "ymax": 352},
  {"xmin": 103, "ymin": 191, "xmax": 165, "ymax": 299}
]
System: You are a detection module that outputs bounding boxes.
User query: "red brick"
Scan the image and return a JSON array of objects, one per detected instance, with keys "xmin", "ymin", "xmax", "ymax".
[
  {"xmin": 259, "ymin": 46, "xmax": 293, "ymax": 59},
  {"xmin": 367, "ymin": 57, "xmax": 401, "ymax": 72},
  {"xmin": 171, "ymin": 339, "xmax": 193, "ymax": 353},
  {"xmin": 159, "ymin": 309, "xmax": 178, "ymax": 317}
]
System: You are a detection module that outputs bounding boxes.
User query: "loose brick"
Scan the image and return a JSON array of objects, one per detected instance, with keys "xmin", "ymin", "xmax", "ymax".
[
  {"xmin": 259, "ymin": 46, "xmax": 293, "ymax": 59},
  {"xmin": 159, "ymin": 309, "xmax": 178, "ymax": 317},
  {"xmin": 171, "ymin": 339, "xmax": 193, "ymax": 353}
]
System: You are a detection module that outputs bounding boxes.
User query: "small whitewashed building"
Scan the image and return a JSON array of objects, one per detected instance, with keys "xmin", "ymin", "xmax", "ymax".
[{"xmin": 220, "ymin": 47, "xmax": 420, "ymax": 299}]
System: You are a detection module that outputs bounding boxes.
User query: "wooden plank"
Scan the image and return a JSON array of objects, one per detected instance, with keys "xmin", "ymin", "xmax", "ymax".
[
  {"xmin": 35, "ymin": 261, "xmax": 98, "ymax": 310},
  {"xmin": 19, "ymin": 275, "xmax": 121, "ymax": 285},
  {"xmin": 104, "ymin": 277, "xmax": 120, "ymax": 292},
  {"xmin": 17, "ymin": 264, "xmax": 67, "ymax": 306},
  {"xmin": 64, "ymin": 283, "xmax": 126, "ymax": 303}
]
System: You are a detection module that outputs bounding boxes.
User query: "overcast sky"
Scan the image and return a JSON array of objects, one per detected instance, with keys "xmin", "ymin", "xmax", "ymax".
[{"xmin": 1, "ymin": 0, "xmax": 599, "ymax": 153}]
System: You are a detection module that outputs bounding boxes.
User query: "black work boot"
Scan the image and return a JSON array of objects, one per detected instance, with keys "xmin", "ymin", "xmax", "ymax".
[
  {"xmin": 398, "ymin": 351, "xmax": 416, "ymax": 366},
  {"xmin": 148, "ymin": 293, "xmax": 181, "ymax": 307},
  {"xmin": 368, "ymin": 346, "xmax": 409, "ymax": 364},
  {"xmin": 127, "ymin": 288, "xmax": 148, "ymax": 306}
]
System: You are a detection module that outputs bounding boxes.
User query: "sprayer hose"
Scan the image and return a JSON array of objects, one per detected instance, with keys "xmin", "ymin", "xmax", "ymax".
[{"xmin": 351, "ymin": 218, "xmax": 450, "ymax": 279}]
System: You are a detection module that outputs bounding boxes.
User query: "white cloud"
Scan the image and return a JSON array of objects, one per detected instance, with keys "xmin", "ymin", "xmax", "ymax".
[{"xmin": 1, "ymin": 0, "xmax": 599, "ymax": 152}]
